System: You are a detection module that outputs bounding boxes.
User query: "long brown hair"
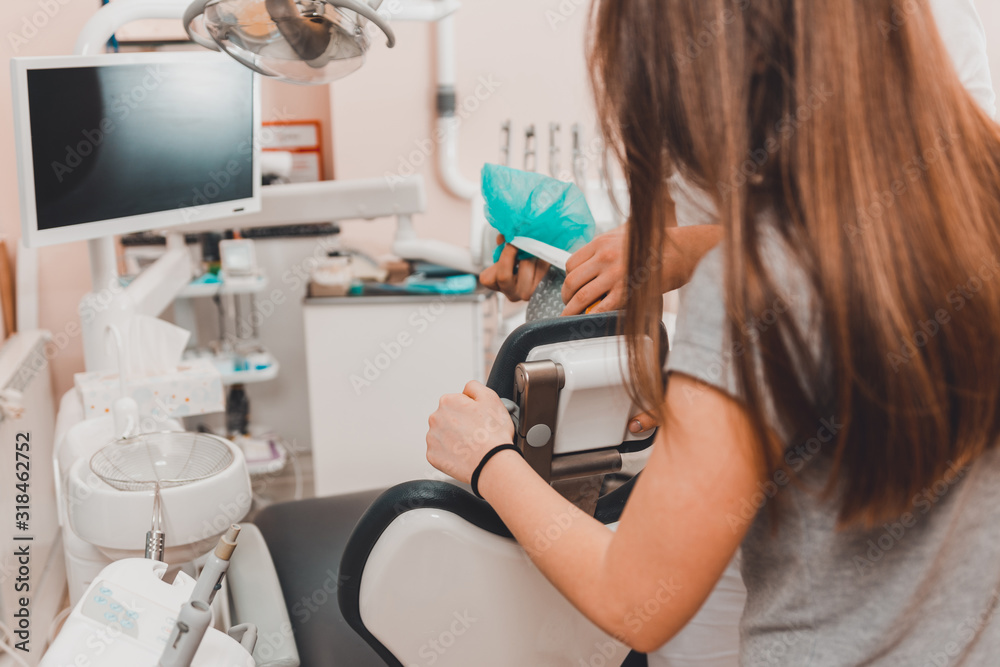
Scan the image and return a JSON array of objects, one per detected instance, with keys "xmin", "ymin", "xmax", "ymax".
[{"xmin": 590, "ymin": 0, "xmax": 1000, "ymax": 526}]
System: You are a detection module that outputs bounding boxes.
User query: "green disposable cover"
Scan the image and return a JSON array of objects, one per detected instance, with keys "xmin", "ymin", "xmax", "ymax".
[{"xmin": 482, "ymin": 164, "xmax": 596, "ymax": 264}]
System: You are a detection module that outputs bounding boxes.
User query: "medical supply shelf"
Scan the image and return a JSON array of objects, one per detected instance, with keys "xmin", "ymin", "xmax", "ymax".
[
  {"xmin": 175, "ymin": 272, "xmax": 279, "ymax": 384},
  {"xmin": 177, "ymin": 275, "xmax": 269, "ymax": 299},
  {"xmin": 183, "ymin": 350, "xmax": 280, "ymax": 386},
  {"xmin": 218, "ymin": 354, "xmax": 280, "ymax": 385}
]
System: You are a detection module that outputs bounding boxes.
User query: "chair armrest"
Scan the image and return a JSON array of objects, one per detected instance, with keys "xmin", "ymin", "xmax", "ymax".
[{"xmin": 227, "ymin": 523, "xmax": 301, "ymax": 667}]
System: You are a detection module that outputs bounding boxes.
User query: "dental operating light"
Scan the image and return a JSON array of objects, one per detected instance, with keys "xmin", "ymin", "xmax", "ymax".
[{"xmin": 184, "ymin": 0, "xmax": 396, "ymax": 85}]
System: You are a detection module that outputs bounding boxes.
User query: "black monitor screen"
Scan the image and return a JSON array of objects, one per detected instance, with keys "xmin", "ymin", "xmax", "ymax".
[{"xmin": 27, "ymin": 59, "xmax": 255, "ymax": 230}]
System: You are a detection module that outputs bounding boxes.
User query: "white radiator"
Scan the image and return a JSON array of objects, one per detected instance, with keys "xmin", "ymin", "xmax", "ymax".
[{"xmin": 0, "ymin": 331, "xmax": 61, "ymax": 666}]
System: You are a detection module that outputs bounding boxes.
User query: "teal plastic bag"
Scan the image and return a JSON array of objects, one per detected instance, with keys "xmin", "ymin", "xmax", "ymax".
[{"xmin": 482, "ymin": 164, "xmax": 596, "ymax": 264}]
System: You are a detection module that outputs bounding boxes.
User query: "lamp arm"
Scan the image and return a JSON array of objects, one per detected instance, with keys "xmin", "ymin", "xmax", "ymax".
[
  {"xmin": 325, "ymin": 0, "xmax": 396, "ymax": 47},
  {"xmin": 182, "ymin": 0, "xmax": 221, "ymax": 51}
]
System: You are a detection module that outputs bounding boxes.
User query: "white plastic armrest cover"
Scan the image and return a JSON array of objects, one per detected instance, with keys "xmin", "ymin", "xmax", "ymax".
[{"xmin": 227, "ymin": 523, "xmax": 301, "ymax": 667}]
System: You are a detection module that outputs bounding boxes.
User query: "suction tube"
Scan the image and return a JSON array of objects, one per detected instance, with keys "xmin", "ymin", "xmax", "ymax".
[
  {"xmin": 190, "ymin": 525, "xmax": 241, "ymax": 606},
  {"xmin": 159, "ymin": 600, "xmax": 212, "ymax": 667}
]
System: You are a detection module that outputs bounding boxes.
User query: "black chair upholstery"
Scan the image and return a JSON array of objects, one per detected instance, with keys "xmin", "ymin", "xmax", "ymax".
[
  {"xmin": 254, "ymin": 491, "xmax": 387, "ymax": 666},
  {"xmin": 255, "ymin": 314, "xmax": 661, "ymax": 666}
]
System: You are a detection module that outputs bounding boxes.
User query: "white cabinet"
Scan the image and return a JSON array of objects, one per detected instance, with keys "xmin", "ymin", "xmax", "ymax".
[{"xmin": 304, "ymin": 292, "xmax": 492, "ymax": 497}]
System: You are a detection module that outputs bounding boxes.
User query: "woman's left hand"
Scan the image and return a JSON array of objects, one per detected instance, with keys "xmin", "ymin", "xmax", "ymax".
[{"xmin": 426, "ymin": 381, "xmax": 516, "ymax": 484}]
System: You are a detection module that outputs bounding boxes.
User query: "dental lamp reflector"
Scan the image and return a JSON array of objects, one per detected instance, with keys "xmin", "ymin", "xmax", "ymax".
[{"xmin": 184, "ymin": 0, "xmax": 396, "ymax": 85}]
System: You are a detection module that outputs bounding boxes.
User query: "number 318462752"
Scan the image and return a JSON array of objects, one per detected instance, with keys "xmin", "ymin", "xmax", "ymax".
[{"xmin": 15, "ymin": 433, "xmax": 29, "ymax": 528}]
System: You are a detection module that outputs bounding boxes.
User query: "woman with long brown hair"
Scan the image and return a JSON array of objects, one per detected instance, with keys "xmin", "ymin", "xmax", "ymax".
[{"xmin": 426, "ymin": 0, "xmax": 1000, "ymax": 662}]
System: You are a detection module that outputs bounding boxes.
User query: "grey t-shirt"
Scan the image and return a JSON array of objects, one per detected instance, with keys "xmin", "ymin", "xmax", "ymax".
[{"xmin": 666, "ymin": 244, "xmax": 1000, "ymax": 666}]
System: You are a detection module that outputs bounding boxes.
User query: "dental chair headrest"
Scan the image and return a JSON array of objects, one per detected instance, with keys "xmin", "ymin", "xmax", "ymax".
[{"xmin": 486, "ymin": 312, "xmax": 668, "ymax": 401}]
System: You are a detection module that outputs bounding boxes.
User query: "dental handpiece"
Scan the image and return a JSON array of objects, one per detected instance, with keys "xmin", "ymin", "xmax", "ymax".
[
  {"xmin": 548, "ymin": 122, "xmax": 561, "ymax": 177},
  {"xmin": 158, "ymin": 600, "xmax": 212, "ymax": 667},
  {"xmin": 190, "ymin": 524, "xmax": 240, "ymax": 606},
  {"xmin": 524, "ymin": 125, "xmax": 537, "ymax": 172},
  {"xmin": 500, "ymin": 120, "xmax": 511, "ymax": 166}
]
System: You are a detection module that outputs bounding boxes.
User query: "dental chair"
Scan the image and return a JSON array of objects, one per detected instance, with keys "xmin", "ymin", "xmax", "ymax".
[{"xmin": 254, "ymin": 313, "xmax": 667, "ymax": 666}]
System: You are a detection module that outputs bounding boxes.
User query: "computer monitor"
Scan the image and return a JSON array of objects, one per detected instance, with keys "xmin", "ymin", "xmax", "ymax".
[{"xmin": 12, "ymin": 51, "xmax": 262, "ymax": 248}]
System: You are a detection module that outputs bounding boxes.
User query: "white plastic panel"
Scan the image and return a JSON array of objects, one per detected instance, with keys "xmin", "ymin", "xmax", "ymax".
[{"xmin": 360, "ymin": 509, "xmax": 631, "ymax": 667}]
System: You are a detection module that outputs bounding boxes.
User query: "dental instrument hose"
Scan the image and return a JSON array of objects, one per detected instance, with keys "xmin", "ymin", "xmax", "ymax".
[
  {"xmin": 145, "ymin": 488, "xmax": 166, "ymax": 561},
  {"xmin": 158, "ymin": 600, "xmax": 212, "ymax": 667},
  {"xmin": 157, "ymin": 527, "xmax": 241, "ymax": 667},
  {"xmin": 190, "ymin": 525, "xmax": 241, "ymax": 606}
]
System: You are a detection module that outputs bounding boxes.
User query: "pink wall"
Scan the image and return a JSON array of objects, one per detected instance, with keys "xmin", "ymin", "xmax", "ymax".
[
  {"xmin": 1, "ymin": 1, "xmax": 100, "ymax": 399},
  {"xmin": 979, "ymin": 1, "xmax": 1000, "ymax": 97},
  {"xmin": 329, "ymin": 4, "xmax": 597, "ymax": 256},
  {"xmin": 1, "ymin": 0, "xmax": 999, "ymax": 398},
  {"xmin": 0, "ymin": 1, "xmax": 332, "ymax": 400},
  {"xmin": 330, "ymin": 0, "xmax": 1000, "ymax": 258}
]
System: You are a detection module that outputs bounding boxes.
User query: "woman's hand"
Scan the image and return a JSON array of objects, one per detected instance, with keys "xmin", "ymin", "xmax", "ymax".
[
  {"xmin": 479, "ymin": 235, "xmax": 550, "ymax": 302},
  {"xmin": 561, "ymin": 224, "xmax": 725, "ymax": 316},
  {"xmin": 561, "ymin": 227, "xmax": 629, "ymax": 315},
  {"xmin": 426, "ymin": 381, "xmax": 517, "ymax": 484},
  {"xmin": 628, "ymin": 412, "xmax": 659, "ymax": 435}
]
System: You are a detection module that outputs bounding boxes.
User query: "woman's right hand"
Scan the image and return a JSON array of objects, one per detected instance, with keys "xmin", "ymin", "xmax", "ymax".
[
  {"xmin": 629, "ymin": 412, "xmax": 659, "ymax": 435},
  {"xmin": 561, "ymin": 224, "xmax": 726, "ymax": 315},
  {"xmin": 479, "ymin": 234, "xmax": 550, "ymax": 302},
  {"xmin": 561, "ymin": 227, "xmax": 629, "ymax": 316}
]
